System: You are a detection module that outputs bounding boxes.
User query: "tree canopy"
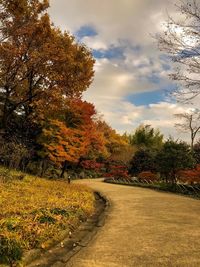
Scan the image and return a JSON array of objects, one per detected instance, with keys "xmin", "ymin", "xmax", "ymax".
[
  {"xmin": 126, "ymin": 124, "xmax": 163, "ymax": 150},
  {"xmin": 156, "ymin": 139, "xmax": 195, "ymax": 183},
  {"xmin": 0, "ymin": 0, "xmax": 94, "ymax": 133},
  {"xmin": 0, "ymin": 0, "xmax": 129, "ymax": 177}
]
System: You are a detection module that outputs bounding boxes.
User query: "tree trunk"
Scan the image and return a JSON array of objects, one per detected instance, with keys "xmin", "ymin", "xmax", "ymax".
[
  {"xmin": 40, "ymin": 159, "xmax": 48, "ymax": 177},
  {"xmin": 60, "ymin": 160, "xmax": 67, "ymax": 178},
  {"xmin": 191, "ymin": 134, "xmax": 194, "ymax": 152}
]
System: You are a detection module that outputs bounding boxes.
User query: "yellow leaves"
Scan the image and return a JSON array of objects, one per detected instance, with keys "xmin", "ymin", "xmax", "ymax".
[
  {"xmin": 41, "ymin": 243, "xmax": 46, "ymax": 249},
  {"xmin": 0, "ymin": 170, "xmax": 94, "ymax": 251},
  {"xmin": 95, "ymin": 120, "xmax": 130, "ymax": 158},
  {"xmin": 0, "ymin": 0, "xmax": 95, "ymax": 133}
]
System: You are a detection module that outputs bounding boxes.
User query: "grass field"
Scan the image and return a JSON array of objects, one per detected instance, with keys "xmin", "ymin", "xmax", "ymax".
[{"xmin": 0, "ymin": 168, "xmax": 95, "ymax": 265}]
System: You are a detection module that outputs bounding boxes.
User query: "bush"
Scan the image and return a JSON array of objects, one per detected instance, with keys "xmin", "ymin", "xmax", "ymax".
[
  {"xmin": 0, "ymin": 234, "xmax": 23, "ymax": 266},
  {"xmin": 138, "ymin": 171, "xmax": 158, "ymax": 183},
  {"xmin": 105, "ymin": 165, "xmax": 129, "ymax": 180},
  {"xmin": 80, "ymin": 160, "xmax": 104, "ymax": 170},
  {"xmin": 129, "ymin": 149, "xmax": 157, "ymax": 175},
  {"xmin": 177, "ymin": 165, "xmax": 200, "ymax": 184}
]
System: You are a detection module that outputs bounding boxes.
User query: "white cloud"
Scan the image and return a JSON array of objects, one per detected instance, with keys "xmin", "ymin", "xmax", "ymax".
[
  {"xmin": 49, "ymin": 0, "xmax": 174, "ymax": 46},
  {"xmin": 92, "ymin": 97, "xmax": 192, "ymax": 141},
  {"xmin": 49, "ymin": 0, "xmax": 198, "ymax": 141},
  {"xmin": 81, "ymin": 36, "xmax": 108, "ymax": 50}
]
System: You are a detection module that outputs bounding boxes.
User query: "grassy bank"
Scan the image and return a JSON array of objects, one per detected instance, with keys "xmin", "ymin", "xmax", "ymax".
[{"xmin": 0, "ymin": 168, "xmax": 95, "ymax": 266}]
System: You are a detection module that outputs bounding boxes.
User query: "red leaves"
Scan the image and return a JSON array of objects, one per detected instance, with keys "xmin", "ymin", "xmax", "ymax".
[
  {"xmin": 80, "ymin": 160, "xmax": 104, "ymax": 170},
  {"xmin": 177, "ymin": 165, "xmax": 200, "ymax": 184},
  {"xmin": 105, "ymin": 165, "xmax": 129, "ymax": 179},
  {"xmin": 138, "ymin": 171, "xmax": 158, "ymax": 182}
]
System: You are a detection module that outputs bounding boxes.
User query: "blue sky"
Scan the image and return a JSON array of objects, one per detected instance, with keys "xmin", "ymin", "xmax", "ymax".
[
  {"xmin": 75, "ymin": 25, "xmax": 98, "ymax": 39},
  {"xmin": 74, "ymin": 24, "xmax": 173, "ymax": 106},
  {"xmin": 125, "ymin": 90, "xmax": 165, "ymax": 106},
  {"xmin": 49, "ymin": 0, "xmax": 194, "ymax": 140}
]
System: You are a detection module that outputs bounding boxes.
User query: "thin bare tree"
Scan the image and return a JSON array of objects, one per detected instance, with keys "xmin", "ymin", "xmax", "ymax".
[
  {"xmin": 157, "ymin": 0, "xmax": 200, "ymax": 102},
  {"xmin": 175, "ymin": 109, "xmax": 200, "ymax": 150}
]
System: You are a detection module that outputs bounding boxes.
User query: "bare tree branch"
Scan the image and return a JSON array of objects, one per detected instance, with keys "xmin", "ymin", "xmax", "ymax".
[
  {"xmin": 156, "ymin": 0, "xmax": 200, "ymax": 102},
  {"xmin": 174, "ymin": 109, "xmax": 200, "ymax": 150}
]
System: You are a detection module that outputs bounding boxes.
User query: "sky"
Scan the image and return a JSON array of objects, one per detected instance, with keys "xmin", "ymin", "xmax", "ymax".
[{"xmin": 49, "ymin": 0, "xmax": 196, "ymax": 140}]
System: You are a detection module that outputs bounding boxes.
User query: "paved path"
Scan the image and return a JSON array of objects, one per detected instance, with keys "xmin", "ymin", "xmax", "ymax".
[{"xmin": 65, "ymin": 179, "xmax": 200, "ymax": 267}]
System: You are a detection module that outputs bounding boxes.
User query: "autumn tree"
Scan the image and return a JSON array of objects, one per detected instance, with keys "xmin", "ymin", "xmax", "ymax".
[
  {"xmin": 38, "ymin": 100, "xmax": 108, "ymax": 177},
  {"xmin": 96, "ymin": 120, "xmax": 130, "ymax": 158},
  {"xmin": 0, "ymin": 0, "xmax": 95, "ymax": 173},
  {"xmin": 39, "ymin": 119, "xmax": 89, "ymax": 177},
  {"xmin": 157, "ymin": 0, "xmax": 200, "ymax": 101},
  {"xmin": 64, "ymin": 100, "xmax": 108, "ymax": 161},
  {"xmin": 109, "ymin": 145, "xmax": 135, "ymax": 167},
  {"xmin": 0, "ymin": 0, "xmax": 94, "ymax": 134},
  {"xmin": 175, "ymin": 109, "xmax": 200, "ymax": 150}
]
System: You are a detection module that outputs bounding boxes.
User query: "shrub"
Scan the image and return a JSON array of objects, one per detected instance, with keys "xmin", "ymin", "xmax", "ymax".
[
  {"xmin": 80, "ymin": 160, "xmax": 104, "ymax": 170},
  {"xmin": 105, "ymin": 165, "xmax": 129, "ymax": 180},
  {"xmin": 177, "ymin": 166, "xmax": 200, "ymax": 184},
  {"xmin": 138, "ymin": 171, "xmax": 158, "ymax": 183},
  {"xmin": 129, "ymin": 149, "xmax": 158, "ymax": 175},
  {"xmin": 194, "ymin": 142, "xmax": 200, "ymax": 164}
]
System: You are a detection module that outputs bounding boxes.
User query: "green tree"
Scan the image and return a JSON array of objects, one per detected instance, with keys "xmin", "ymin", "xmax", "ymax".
[
  {"xmin": 156, "ymin": 139, "xmax": 195, "ymax": 184},
  {"xmin": 193, "ymin": 141, "xmax": 200, "ymax": 164},
  {"xmin": 129, "ymin": 149, "xmax": 157, "ymax": 175},
  {"xmin": 128, "ymin": 125, "xmax": 163, "ymax": 150}
]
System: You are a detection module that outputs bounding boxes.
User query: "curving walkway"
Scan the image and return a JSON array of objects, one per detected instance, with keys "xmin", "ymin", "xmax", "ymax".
[{"xmin": 64, "ymin": 179, "xmax": 200, "ymax": 267}]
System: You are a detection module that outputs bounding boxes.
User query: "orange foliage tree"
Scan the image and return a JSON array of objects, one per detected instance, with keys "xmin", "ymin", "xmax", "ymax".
[
  {"xmin": 0, "ymin": 0, "xmax": 97, "ymax": 176},
  {"xmin": 39, "ymin": 119, "xmax": 89, "ymax": 176},
  {"xmin": 38, "ymin": 100, "xmax": 108, "ymax": 177},
  {"xmin": 0, "ymin": 0, "xmax": 94, "ymax": 130},
  {"xmin": 96, "ymin": 121, "xmax": 129, "ymax": 157},
  {"xmin": 0, "ymin": 0, "xmax": 134, "ymax": 178}
]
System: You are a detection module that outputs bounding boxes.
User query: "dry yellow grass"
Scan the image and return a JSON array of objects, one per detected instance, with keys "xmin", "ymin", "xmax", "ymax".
[{"xmin": 0, "ymin": 169, "xmax": 95, "ymax": 254}]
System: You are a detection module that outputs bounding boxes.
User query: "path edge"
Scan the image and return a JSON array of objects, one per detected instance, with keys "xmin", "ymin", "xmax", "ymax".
[{"xmin": 25, "ymin": 190, "xmax": 110, "ymax": 266}]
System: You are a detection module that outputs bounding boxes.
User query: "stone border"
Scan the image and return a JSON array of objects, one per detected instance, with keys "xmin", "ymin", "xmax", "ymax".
[{"xmin": 104, "ymin": 179, "xmax": 200, "ymax": 200}]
